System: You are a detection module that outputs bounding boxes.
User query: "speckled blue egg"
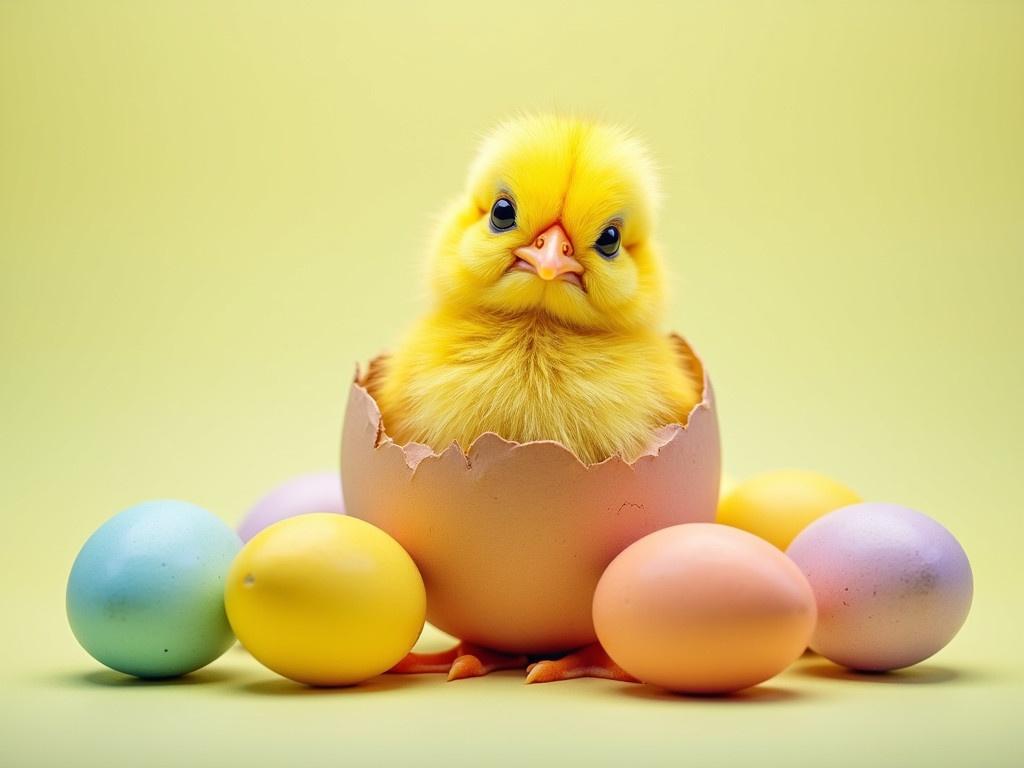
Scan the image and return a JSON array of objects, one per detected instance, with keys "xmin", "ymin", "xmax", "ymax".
[{"xmin": 66, "ymin": 500, "xmax": 241, "ymax": 678}]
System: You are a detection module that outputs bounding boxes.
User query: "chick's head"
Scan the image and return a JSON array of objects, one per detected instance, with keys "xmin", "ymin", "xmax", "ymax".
[{"xmin": 430, "ymin": 115, "xmax": 666, "ymax": 332}]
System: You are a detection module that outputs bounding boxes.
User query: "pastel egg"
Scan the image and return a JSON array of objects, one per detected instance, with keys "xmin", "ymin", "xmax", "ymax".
[
  {"xmin": 786, "ymin": 503, "xmax": 973, "ymax": 671},
  {"xmin": 717, "ymin": 469, "xmax": 861, "ymax": 550},
  {"xmin": 66, "ymin": 500, "xmax": 241, "ymax": 678},
  {"xmin": 237, "ymin": 472, "xmax": 344, "ymax": 542},
  {"xmin": 225, "ymin": 514, "xmax": 426, "ymax": 686},
  {"xmin": 593, "ymin": 523, "xmax": 816, "ymax": 693}
]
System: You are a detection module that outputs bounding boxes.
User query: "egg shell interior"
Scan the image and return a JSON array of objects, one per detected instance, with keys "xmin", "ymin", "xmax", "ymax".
[{"xmin": 340, "ymin": 335, "xmax": 721, "ymax": 655}]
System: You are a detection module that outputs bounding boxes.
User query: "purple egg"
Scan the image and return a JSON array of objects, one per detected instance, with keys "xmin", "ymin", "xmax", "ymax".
[
  {"xmin": 237, "ymin": 472, "xmax": 345, "ymax": 542},
  {"xmin": 786, "ymin": 503, "xmax": 972, "ymax": 671}
]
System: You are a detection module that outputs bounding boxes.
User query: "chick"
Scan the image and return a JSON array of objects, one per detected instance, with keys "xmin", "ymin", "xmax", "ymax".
[
  {"xmin": 369, "ymin": 115, "xmax": 704, "ymax": 684},
  {"xmin": 370, "ymin": 114, "xmax": 700, "ymax": 466}
]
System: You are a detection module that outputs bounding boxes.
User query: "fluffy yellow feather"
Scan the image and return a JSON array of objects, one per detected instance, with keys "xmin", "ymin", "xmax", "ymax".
[{"xmin": 370, "ymin": 114, "xmax": 700, "ymax": 464}]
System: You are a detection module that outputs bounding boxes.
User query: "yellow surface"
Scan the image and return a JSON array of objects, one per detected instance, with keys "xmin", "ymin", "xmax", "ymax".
[
  {"xmin": 717, "ymin": 469, "xmax": 862, "ymax": 550},
  {"xmin": 1, "ymin": 1, "xmax": 1022, "ymax": 766},
  {"xmin": 225, "ymin": 514, "xmax": 426, "ymax": 686}
]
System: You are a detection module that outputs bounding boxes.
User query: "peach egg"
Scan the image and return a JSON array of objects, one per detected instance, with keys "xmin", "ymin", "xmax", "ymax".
[
  {"xmin": 594, "ymin": 523, "xmax": 817, "ymax": 693},
  {"xmin": 340, "ymin": 335, "xmax": 720, "ymax": 655}
]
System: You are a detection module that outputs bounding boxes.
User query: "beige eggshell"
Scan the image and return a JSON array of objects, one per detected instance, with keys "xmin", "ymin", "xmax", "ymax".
[{"xmin": 341, "ymin": 335, "xmax": 720, "ymax": 655}]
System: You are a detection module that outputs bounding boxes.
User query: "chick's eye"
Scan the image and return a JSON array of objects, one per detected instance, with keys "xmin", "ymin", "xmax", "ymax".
[
  {"xmin": 490, "ymin": 198, "xmax": 516, "ymax": 231},
  {"xmin": 595, "ymin": 225, "xmax": 621, "ymax": 259}
]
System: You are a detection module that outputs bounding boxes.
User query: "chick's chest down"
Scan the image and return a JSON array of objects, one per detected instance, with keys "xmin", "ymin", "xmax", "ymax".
[{"xmin": 371, "ymin": 309, "xmax": 700, "ymax": 464}]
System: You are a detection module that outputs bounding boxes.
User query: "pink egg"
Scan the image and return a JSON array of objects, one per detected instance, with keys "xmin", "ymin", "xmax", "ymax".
[
  {"xmin": 237, "ymin": 472, "xmax": 344, "ymax": 542},
  {"xmin": 786, "ymin": 503, "xmax": 972, "ymax": 671}
]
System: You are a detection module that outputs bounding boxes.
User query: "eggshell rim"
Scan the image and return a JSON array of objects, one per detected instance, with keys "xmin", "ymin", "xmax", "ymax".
[{"xmin": 349, "ymin": 333, "xmax": 714, "ymax": 473}]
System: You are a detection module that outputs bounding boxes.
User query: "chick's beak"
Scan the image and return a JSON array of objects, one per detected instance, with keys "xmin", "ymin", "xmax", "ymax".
[{"xmin": 512, "ymin": 224, "xmax": 584, "ymax": 288}]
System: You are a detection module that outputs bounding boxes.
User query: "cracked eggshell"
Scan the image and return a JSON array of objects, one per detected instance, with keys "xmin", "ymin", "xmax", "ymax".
[{"xmin": 340, "ymin": 335, "xmax": 720, "ymax": 655}]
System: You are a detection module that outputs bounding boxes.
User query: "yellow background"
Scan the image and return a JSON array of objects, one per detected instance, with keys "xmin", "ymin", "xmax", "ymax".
[{"xmin": 2, "ymin": 1, "xmax": 1022, "ymax": 765}]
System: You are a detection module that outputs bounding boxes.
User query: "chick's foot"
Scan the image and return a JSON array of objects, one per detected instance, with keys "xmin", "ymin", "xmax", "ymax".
[
  {"xmin": 388, "ymin": 641, "xmax": 529, "ymax": 681},
  {"xmin": 525, "ymin": 643, "xmax": 638, "ymax": 684}
]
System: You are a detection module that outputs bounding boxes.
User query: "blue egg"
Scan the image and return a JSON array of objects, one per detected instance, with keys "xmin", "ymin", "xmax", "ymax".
[{"xmin": 66, "ymin": 500, "xmax": 241, "ymax": 678}]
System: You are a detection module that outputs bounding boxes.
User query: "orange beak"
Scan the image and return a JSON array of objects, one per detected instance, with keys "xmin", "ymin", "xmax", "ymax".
[{"xmin": 512, "ymin": 223, "xmax": 584, "ymax": 288}]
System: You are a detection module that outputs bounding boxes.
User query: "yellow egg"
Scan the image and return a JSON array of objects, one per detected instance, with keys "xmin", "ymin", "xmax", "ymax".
[
  {"xmin": 224, "ymin": 513, "xmax": 425, "ymax": 686},
  {"xmin": 717, "ymin": 469, "xmax": 861, "ymax": 550}
]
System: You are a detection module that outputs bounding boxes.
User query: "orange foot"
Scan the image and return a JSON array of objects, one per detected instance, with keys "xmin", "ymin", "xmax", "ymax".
[
  {"xmin": 525, "ymin": 643, "xmax": 638, "ymax": 685},
  {"xmin": 388, "ymin": 641, "xmax": 529, "ymax": 681}
]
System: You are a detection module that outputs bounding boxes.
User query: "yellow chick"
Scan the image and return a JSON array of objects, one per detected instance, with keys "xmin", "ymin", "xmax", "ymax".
[{"xmin": 370, "ymin": 114, "xmax": 700, "ymax": 465}]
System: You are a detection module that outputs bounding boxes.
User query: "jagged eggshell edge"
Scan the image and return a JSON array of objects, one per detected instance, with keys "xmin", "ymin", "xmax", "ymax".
[{"xmin": 340, "ymin": 334, "xmax": 721, "ymax": 654}]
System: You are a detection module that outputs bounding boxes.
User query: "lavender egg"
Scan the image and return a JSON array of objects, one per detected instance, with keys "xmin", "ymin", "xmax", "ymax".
[
  {"xmin": 786, "ymin": 503, "xmax": 972, "ymax": 671},
  {"xmin": 237, "ymin": 472, "xmax": 344, "ymax": 542}
]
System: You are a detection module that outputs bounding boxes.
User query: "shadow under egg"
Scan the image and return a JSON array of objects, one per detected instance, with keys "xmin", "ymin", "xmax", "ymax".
[
  {"xmin": 617, "ymin": 682, "xmax": 810, "ymax": 704},
  {"xmin": 237, "ymin": 672, "xmax": 439, "ymax": 697},
  {"xmin": 56, "ymin": 667, "xmax": 236, "ymax": 688},
  {"xmin": 796, "ymin": 661, "xmax": 965, "ymax": 685}
]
